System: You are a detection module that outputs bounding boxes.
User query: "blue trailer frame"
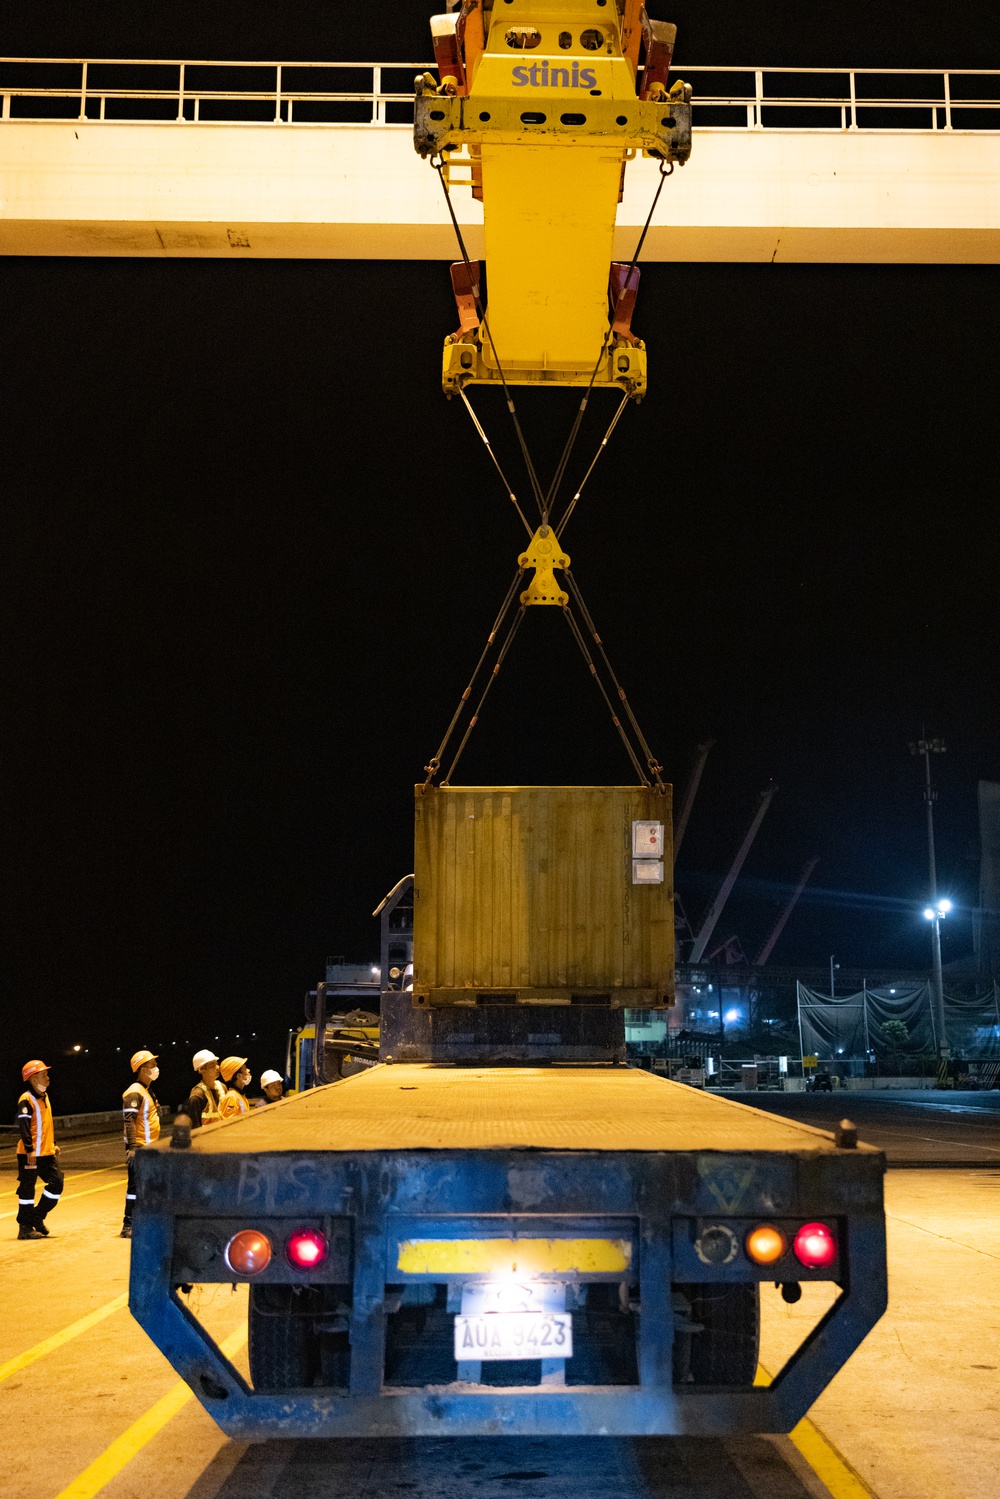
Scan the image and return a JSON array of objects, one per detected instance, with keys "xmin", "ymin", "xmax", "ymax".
[{"xmin": 130, "ymin": 1134, "xmax": 886, "ymax": 1439}]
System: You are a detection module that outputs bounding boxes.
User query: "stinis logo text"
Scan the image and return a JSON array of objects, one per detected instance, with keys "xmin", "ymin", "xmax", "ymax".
[{"xmin": 511, "ymin": 62, "xmax": 598, "ymax": 89}]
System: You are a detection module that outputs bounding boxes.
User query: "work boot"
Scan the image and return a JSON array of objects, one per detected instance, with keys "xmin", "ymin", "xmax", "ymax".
[
  {"xmin": 120, "ymin": 1225, "xmax": 132, "ymax": 1239},
  {"xmin": 33, "ymin": 1220, "xmax": 49, "ymax": 1237},
  {"xmin": 17, "ymin": 1226, "xmax": 43, "ymax": 1240}
]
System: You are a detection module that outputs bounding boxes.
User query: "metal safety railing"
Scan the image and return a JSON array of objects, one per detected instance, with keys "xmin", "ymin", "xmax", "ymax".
[
  {"xmin": 2, "ymin": 58, "xmax": 1000, "ymax": 131},
  {"xmin": 0, "ymin": 59, "xmax": 428, "ymax": 126}
]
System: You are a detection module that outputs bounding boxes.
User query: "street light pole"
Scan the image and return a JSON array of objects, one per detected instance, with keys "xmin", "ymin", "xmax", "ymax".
[{"xmin": 911, "ymin": 734, "xmax": 949, "ymax": 1059}]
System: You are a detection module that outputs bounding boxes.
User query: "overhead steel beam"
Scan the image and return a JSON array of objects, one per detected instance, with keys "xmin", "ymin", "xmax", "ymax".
[{"xmin": 2, "ymin": 123, "xmax": 1000, "ymax": 260}]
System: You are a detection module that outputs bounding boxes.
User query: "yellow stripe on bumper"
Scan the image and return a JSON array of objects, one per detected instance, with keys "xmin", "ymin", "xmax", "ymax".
[{"xmin": 396, "ymin": 1237, "xmax": 632, "ymax": 1276}]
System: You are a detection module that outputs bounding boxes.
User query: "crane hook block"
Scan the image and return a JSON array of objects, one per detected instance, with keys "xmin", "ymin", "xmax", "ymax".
[{"xmin": 519, "ymin": 526, "xmax": 570, "ymax": 606}]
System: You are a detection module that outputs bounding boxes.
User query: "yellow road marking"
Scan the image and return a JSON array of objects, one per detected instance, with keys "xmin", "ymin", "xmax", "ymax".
[
  {"xmin": 788, "ymin": 1418, "xmax": 877, "ymax": 1499},
  {"xmin": 0, "ymin": 1164, "xmax": 117, "ymax": 1185},
  {"xmin": 0, "ymin": 1175, "xmax": 125, "ymax": 1221},
  {"xmin": 0, "ymin": 1293, "xmax": 129, "ymax": 1385},
  {"xmin": 756, "ymin": 1364, "xmax": 876, "ymax": 1498},
  {"xmin": 55, "ymin": 1325, "xmax": 248, "ymax": 1499}
]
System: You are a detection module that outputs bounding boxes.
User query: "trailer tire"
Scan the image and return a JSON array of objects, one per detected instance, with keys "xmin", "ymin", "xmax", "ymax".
[
  {"xmin": 674, "ymin": 1283, "xmax": 760, "ymax": 1385},
  {"xmin": 248, "ymin": 1285, "xmax": 320, "ymax": 1390}
]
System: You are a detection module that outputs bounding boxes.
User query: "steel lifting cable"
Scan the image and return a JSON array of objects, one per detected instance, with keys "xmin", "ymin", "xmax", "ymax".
[
  {"xmin": 423, "ymin": 567, "xmax": 525, "ymax": 787},
  {"xmin": 562, "ymin": 605, "xmax": 650, "ymax": 785},
  {"xmin": 542, "ymin": 159, "xmax": 674, "ymax": 525},
  {"xmin": 563, "ymin": 568, "xmax": 665, "ymax": 789},
  {"xmin": 555, "ymin": 391, "xmax": 629, "ymax": 541},
  {"xmin": 458, "ymin": 388, "xmax": 533, "ymax": 538},
  {"xmin": 432, "ymin": 156, "xmax": 546, "ymax": 518},
  {"xmin": 424, "ymin": 153, "xmax": 675, "ymax": 789},
  {"xmin": 442, "ymin": 603, "xmax": 527, "ymax": 785}
]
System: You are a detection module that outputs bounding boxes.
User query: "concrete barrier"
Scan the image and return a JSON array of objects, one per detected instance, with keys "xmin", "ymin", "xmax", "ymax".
[
  {"xmin": 843, "ymin": 1077, "xmax": 936, "ymax": 1090},
  {"xmin": 0, "ymin": 1108, "xmax": 124, "ymax": 1139}
]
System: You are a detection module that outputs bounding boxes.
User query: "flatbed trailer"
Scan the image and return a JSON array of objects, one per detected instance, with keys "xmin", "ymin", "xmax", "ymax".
[{"xmin": 130, "ymin": 1062, "xmax": 886, "ymax": 1439}]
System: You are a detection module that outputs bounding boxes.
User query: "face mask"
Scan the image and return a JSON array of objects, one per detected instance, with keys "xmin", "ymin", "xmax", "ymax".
[{"xmin": 148, "ymin": 1067, "xmax": 160, "ymax": 1081}]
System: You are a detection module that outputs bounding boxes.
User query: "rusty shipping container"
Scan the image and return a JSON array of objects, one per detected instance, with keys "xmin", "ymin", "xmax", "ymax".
[{"xmin": 412, "ymin": 785, "xmax": 674, "ymax": 1007}]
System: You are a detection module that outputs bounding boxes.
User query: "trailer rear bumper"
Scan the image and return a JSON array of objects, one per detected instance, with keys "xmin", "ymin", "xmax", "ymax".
[
  {"xmin": 130, "ymin": 1295, "xmax": 886, "ymax": 1440},
  {"xmin": 129, "ymin": 1141, "xmax": 887, "ymax": 1439}
]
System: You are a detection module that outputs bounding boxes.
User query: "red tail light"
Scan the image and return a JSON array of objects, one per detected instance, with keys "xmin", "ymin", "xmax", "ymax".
[
  {"xmin": 793, "ymin": 1221, "xmax": 838, "ymax": 1269},
  {"xmin": 286, "ymin": 1227, "xmax": 328, "ymax": 1269},
  {"xmin": 223, "ymin": 1229, "xmax": 272, "ymax": 1275}
]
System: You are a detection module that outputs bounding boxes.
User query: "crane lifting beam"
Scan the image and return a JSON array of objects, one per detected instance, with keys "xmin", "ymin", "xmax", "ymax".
[{"xmin": 414, "ymin": 1, "xmax": 691, "ymax": 396}]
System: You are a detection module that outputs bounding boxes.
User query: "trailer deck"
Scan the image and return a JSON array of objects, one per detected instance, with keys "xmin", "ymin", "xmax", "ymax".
[{"xmin": 176, "ymin": 1065, "xmax": 875, "ymax": 1156}]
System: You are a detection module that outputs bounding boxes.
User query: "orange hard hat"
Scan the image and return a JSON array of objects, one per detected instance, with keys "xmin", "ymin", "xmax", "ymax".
[
  {"xmin": 130, "ymin": 1049, "xmax": 158, "ymax": 1073},
  {"xmin": 22, "ymin": 1060, "xmax": 50, "ymax": 1082},
  {"xmin": 220, "ymin": 1055, "xmax": 248, "ymax": 1083}
]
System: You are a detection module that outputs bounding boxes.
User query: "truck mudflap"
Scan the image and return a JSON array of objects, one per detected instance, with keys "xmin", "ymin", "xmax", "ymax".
[{"xmin": 129, "ymin": 1143, "xmax": 887, "ymax": 1439}]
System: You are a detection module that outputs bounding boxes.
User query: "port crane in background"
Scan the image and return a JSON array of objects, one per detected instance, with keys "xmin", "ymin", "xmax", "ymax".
[
  {"xmin": 675, "ymin": 773, "xmax": 817, "ymax": 971},
  {"xmin": 752, "ymin": 857, "xmax": 821, "ymax": 967},
  {"xmin": 688, "ymin": 784, "xmax": 777, "ymax": 962}
]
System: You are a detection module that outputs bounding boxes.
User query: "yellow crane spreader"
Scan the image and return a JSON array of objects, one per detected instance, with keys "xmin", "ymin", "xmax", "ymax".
[{"xmin": 414, "ymin": 0, "xmax": 691, "ymax": 398}]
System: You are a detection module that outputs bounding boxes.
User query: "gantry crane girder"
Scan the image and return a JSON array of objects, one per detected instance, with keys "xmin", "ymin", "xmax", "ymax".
[{"xmin": 414, "ymin": 0, "xmax": 691, "ymax": 396}]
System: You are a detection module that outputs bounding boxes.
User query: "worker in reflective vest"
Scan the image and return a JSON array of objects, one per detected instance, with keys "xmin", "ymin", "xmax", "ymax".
[
  {"xmin": 121, "ymin": 1049, "xmax": 160, "ymax": 1239},
  {"xmin": 15, "ymin": 1060, "xmax": 62, "ymax": 1240},
  {"xmin": 185, "ymin": 1049, "xmax": 226, "ymax": 1128},
  {"xmin": 219, "ymin": 1056, "xmax": 251, "ymax": 1120}
]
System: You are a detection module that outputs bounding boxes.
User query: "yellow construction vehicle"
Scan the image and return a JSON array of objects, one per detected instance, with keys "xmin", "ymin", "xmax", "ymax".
[{"xmin": 415, "ymin": 0, "xmax": 691, "ymax": 398}]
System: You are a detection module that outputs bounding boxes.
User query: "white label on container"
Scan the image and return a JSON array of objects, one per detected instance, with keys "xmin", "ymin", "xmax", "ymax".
[
  {"xmin": 632, "ymin": 820, "xmax": 664, "ymax": 858},
  {"xmin": 632, "ymin": 858, "xmax": 664, "ymax": 884}
]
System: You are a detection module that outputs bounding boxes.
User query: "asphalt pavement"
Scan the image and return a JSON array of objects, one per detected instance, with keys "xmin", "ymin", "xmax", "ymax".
[
  {"xmin": 728, "ymin": 1089, "xmax": 1000, "ymax": 1165},
  {"xmin": 194, "ymin": 1434, "xmax": 829, "ymax": 1499}
]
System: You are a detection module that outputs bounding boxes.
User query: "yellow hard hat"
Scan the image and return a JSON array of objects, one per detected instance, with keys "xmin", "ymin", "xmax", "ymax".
[
  {"xmin": 220, "ymin": 1055, "xmax": 248, "ymax": 1083},
  {"xmin": 130, "ymin": 1049, "xmax": 158, "ymax": 1073}
]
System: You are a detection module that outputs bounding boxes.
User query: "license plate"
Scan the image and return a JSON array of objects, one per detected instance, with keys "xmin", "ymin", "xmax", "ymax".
[{"xmin": 454, "ymin": 1312, "xmax": 573, "ymax": 1361}]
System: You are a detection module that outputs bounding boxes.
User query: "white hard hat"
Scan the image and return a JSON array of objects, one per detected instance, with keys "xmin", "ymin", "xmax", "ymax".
[
  {"xmin": 260, "ymin": 1070, "xmax": 283, "ymax": 1088},
  {"xmin": 192, "ymin": 1048, "xmax": 220, "ymax": 1071}
]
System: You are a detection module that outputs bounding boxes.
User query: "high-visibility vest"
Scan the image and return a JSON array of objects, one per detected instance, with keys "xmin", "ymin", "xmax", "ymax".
[
  {"xmin": 219, "ymin": 1087, "xmax": 249, "ymax": 1121},
  {"xmin": 17, "ymin": 1089, "xmax": 54, "ymax": 1156},
  {"xmin": 122, "ymin": 1082, "xmax": 161, "ymax": 1145},
  {"xmin": 190, "ymin": 1078, "xmax": 225, "ymax": 1122}
]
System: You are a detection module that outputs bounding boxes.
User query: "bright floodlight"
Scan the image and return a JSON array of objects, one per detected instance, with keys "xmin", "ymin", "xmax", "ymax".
[
  {"xmin": 923, "ymin": 907, "xmax": 935, "ymax": 920},
  {"xmin": 724, "ymin": 1008, "xmax": 740, "ymax": 1023},
  {"xmin": 938, "ymin": 898, "xmax": 952, "ymax": 914}
]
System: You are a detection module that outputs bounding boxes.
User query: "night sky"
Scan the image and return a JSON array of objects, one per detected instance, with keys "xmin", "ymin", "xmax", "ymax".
[{"xmin": 3, "ymin": 2, "xmax": 998, "ymax": 1109}]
